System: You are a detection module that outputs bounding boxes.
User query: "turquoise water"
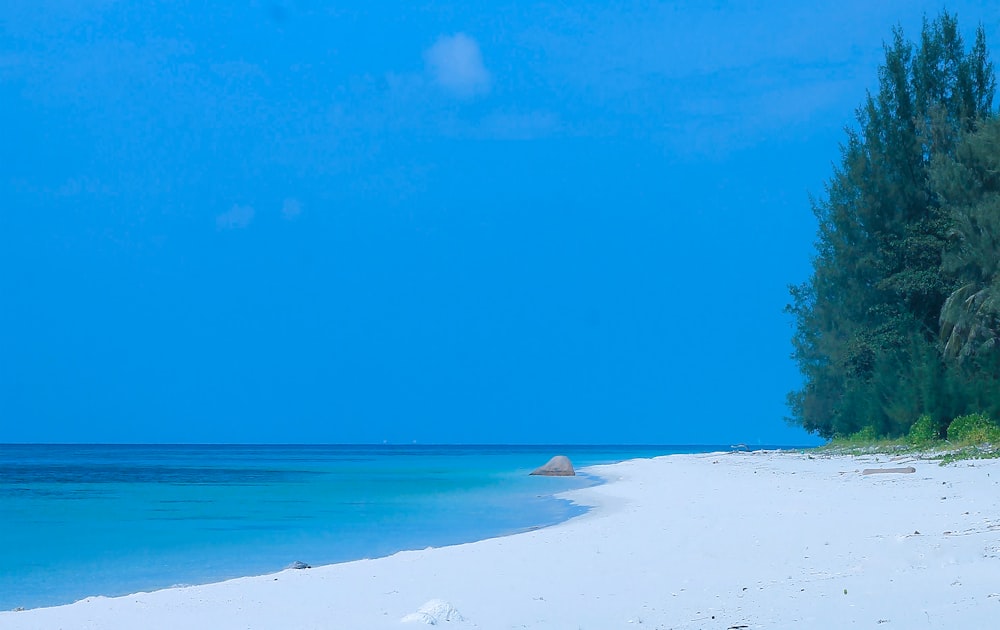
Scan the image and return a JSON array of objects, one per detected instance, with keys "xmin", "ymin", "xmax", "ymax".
[{"xmin": 0, "ymin": 444, "xmax": 735, "ymax": 610}]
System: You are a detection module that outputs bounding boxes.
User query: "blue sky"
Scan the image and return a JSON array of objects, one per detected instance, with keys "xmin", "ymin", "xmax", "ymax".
[{"xmin": 2, "ymin": 1, "xmax": 997, "ymax": 444}]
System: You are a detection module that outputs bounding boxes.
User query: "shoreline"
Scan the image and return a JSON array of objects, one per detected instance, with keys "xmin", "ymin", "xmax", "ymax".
[
  {"xmin": 0, "ymin": 444, "xmax": 661, "ymax": 611},
  {"xmin": 3, "ymin": 461, "xmax": 617, "ymax": 614},
  {"xmin": 5, "ymin": 450, "xmax": 999, "ymax": 628}
]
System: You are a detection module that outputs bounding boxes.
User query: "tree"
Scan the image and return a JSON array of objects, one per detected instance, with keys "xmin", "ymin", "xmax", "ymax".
[
  {"xmin": 932, "ymin": 119, "xmax": 1000, "ymax": 363},
  {"xmin": 788, "ymin": 12, "xmax": 996, "ymax": 438}
]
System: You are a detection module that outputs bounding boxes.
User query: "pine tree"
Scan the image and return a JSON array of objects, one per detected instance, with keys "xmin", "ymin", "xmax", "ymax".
[{"xmin": 788, "ymin": 12, "xmax": 995, "ymax": 438}]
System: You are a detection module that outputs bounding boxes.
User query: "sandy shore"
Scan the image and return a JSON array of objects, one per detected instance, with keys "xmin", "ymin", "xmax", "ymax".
[{"xmin": 4, "ymin": 451, "xmax": 1000, "ymax": 629}]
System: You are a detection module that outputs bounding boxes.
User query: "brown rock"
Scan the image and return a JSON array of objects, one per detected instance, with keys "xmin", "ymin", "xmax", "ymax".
[{"xmin": 530, "ymin": 455, "xmax": 575, "ymax": 476}]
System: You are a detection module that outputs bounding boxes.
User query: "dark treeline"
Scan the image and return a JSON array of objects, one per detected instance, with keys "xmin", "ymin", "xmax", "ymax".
[{"xmin": 788, "ymin": 11, "xmax": 1000, "ymax": 439}]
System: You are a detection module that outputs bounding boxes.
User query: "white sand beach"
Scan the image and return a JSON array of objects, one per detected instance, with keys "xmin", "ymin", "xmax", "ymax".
[{"xmin": 4, "ymin": 451, "xmax": 1000, "ymax": 629}]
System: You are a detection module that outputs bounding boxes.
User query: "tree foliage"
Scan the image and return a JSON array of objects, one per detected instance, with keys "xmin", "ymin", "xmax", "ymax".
[
  {"xmin": 788, "ymin": 12, "xmax": 998, "ymax": 438},
  {"xmin": 933, "ymin": 119, "xmax": 1000, "ymax": 363}
]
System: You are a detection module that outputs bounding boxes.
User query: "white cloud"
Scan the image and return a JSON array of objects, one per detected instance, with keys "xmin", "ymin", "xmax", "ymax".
[
  {"xmin": 424, "ymin": 33, "xmax": 491, "ymax": 99},
  {"xmin": 216, "ymin": 204, "xmax": 255, "ymax": 230},
  {"xmin": 281, "ymin": 197, "xmax": 302, "ymax": 220}
]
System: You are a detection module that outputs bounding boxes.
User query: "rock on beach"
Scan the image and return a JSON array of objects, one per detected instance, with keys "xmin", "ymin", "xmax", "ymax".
[{"xmin": 530, "ymin": 455, "xmax": 575, "ymax": 476}]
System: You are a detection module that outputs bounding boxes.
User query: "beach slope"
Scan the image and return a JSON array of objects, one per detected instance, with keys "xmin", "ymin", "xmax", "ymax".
[{"xmin": 4, "ymin": 451, "xmax": 1000, "ymax": 629}]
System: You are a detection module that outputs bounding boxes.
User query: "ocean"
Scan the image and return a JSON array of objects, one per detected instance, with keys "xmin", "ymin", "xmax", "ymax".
[{"xmin": 0, "ymin": 444, "xmax": 742, "ymax": 610}]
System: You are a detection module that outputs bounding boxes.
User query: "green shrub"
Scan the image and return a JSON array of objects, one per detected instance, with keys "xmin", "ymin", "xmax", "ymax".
[
  {"xmin": 946, "ymin": 413, "xmax": 1000, "ymax": 444},
  {"xmin": 847, "ymin": 425, "xmax": 878, "ymax": 443},
  {"xmin": 908, "ymin": 414, "xmax": 938, "ymax": 445}
]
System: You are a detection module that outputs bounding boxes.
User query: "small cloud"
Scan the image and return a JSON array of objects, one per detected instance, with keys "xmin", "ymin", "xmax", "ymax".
[
  {"xmin": 216, "ymin": 204, "xmax": 255, "ymax": 230},
  {"xmin": 281, "ymin": 198, "xmax": 302, "ymax": 220},
  {"xmin": 424, "ymin": 33, "xmax": 491, "ymax": 98}
]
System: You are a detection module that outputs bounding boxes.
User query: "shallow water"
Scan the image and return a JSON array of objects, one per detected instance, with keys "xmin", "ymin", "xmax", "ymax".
[{"xmin": 0, "ymin": 444, "xmax": 730, "ymax": 610}]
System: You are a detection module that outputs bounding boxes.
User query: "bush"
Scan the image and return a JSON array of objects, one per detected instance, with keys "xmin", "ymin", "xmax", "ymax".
[
  {"xmin": 946, "ymin": 413, "xmax": 1000, "ymax": 444},
  {"xmin": 847, "ymin": 425, "xmax": 878, "ymax": 443},
  {"xmin": 908, "ymin": 414, "xmax": 938, "ymax": 445}
]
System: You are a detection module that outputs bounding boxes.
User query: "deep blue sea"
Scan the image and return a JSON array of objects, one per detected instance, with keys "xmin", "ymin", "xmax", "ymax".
[{"xmin": 0, "ymin": 444, "xmax": 745, "ymax": 610}]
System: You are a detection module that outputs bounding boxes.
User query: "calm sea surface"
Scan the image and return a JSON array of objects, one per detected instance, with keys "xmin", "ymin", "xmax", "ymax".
[{"xmin": 0, "ymin": 444, "xmax": 749, "ymax": 610}]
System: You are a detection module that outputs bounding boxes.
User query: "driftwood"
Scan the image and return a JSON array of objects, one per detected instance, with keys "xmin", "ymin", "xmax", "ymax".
[{"xmin": 861, "ymin": 466, "xmax": 916, "ymax": 475}]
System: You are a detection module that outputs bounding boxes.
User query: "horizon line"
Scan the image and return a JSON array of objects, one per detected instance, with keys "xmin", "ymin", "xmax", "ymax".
[{"xmin": 0, "ymin": 442, "xmax": 819, "ymax": 448}]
